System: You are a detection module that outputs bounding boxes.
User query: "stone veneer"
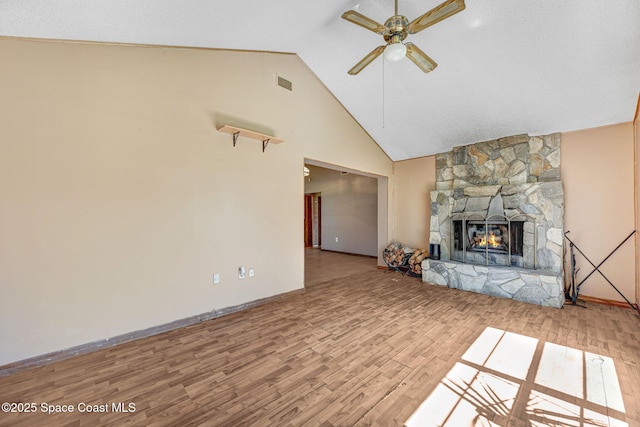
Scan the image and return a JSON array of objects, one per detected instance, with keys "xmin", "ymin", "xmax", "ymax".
[
  {"xmin": 436, "ymin": 133, "xmax": 561, "ymax": 190},
  {"xmin": 422, "ymin": 134, "xmax": 565, "ymax": 308},
  {"xmin": 422, "ymin": 261, "xmax": 565, "ymax": 308}
]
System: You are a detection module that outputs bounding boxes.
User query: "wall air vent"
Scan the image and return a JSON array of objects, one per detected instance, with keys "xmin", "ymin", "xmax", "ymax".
[{"xmin": 277, "ymin": 75, "xmax": 293, "ymax": 91}]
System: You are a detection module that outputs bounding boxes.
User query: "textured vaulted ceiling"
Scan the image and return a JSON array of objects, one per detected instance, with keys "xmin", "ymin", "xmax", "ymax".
[{"xmin": 1, "ymin": 1, "xmax": 639, "ymax": 160}]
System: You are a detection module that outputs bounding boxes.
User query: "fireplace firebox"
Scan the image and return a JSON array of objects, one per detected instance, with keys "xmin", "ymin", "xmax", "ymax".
[
  {"xmin": 451, "ymin": 216, "xmax": 528, "ymax": 267},
  {"xmin": 454, "ymin": 220, "xmax": 524, "ymax": 255}
]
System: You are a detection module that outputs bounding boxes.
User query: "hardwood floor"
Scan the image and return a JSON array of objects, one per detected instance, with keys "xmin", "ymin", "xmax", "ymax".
[{"xmin": 1, "ymin": 249, "xmax": 639, "ymax": 426}]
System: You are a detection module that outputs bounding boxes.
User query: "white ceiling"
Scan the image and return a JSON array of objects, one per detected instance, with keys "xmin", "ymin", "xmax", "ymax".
[{"xmin": 1, "ymin": 0, "xmax": 639, "ymax": 160}]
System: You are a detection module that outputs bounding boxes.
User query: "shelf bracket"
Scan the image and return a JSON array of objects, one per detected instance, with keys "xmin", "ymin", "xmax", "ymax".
[
  {"xmin": 232, "ymin": 132, "xmax": 240, "ymax": 147},
  {"xmin": 262, "ymin": 139, "xmax": 270, "ymax": 152}
]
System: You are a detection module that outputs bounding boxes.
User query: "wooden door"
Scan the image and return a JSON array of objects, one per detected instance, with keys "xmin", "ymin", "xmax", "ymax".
[
  {"xmin": 317, "ymin": 196, "xmax": 321, "ymax": 247},
  {"xmin": 304, "ymin": 195, "xmax": 313, "ymax": 247}
]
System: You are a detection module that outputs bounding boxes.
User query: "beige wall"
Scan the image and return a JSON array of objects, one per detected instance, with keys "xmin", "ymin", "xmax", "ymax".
[
  {"xmin": 0, "ymin": 38, "xmax": 392, "ymax": 366},
  {"xmin": 393, "ymin": 156, "xmax": 437, "ymax": 250},
  {"xmin": 562, "ymin": 123, "xmax": 636, "ymax": 303},
  {"xmin": 635, "ymin": 95, "xmax": 640, "ymax": 304}
]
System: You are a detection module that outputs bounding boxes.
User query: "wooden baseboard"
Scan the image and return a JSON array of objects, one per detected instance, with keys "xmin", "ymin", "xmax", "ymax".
[
  {"xmin": 319, "ymin": 249, "xmax": 377, "ymax": 259},
  {"xmin": 568, "ymin": 294, "xmax": 638, "ymax": 309},
  {"xmin": 0, "ymin": 288, "xmax": 305, "ymax": 377}
]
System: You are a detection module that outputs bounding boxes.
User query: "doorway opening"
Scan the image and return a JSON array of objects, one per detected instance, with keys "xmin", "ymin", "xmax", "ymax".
[{"xmin": 303, "ymin": 159, "xmax": 388, "ymax": 268}]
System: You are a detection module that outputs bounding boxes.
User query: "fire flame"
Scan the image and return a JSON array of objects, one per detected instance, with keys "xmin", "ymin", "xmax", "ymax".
[{"xmin": 478, "ymin": 232, "xmax": 500, "ymax": 247}]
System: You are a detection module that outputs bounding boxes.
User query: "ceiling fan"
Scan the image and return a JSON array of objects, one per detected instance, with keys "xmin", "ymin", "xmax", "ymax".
[{"xmin": 341, "ymin": 0, "xmax": 465, "ymax": 75}]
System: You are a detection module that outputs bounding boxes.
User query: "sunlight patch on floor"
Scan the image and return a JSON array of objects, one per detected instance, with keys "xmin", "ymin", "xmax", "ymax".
[
  {"xmin": 527, "ymin": 390, "xmax": 627, "ymax": 427},
  {"xmin": 536, "ymin": 342, "xmax": 584, "ymax": 399},
  {"xmin": 585, "ymin": 351, "xmax": 625, "ymax": 413},
  {"xmin": 406, "ymin": 362, "xmax": 518, "ymax": 426},
  {"xmin": 478, "ymin": 328, "xmax": 538, "ymax": 380},
  {"xmin": 405, "ymin": 327, "xmax": 627, "ymax": 427}
]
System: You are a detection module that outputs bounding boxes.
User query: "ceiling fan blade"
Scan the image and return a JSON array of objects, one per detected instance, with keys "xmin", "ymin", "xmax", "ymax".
[
  {"xmin": 341, "ymin": 10, "xmax": 386, "ymax": 34},
  {"xmin": 408, "ymin": 0, "xmax": 465, "ymax": 34},
  {"xmin": 405, "ymin": 43, "xmax": 438, "ymax": 73},
  {"xmin": 348, "ymin": 45, "xmax": 386, "ymax": 75}
]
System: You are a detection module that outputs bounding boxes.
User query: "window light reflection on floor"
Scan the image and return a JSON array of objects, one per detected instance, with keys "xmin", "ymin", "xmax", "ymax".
[
  {"xmin": 405, "ymin": 327, "xmax": 628, "ymax": 427},
  {"xmin": 463, "ymin": 327, "xmax": 538, "ymax": 380}
]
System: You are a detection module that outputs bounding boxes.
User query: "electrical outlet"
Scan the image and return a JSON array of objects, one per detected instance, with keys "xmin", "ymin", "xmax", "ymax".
[
  {"xmin": 249, "ymin": 268, "xmax": 254, "ymax": 278},
  {"xmin": 213, "ymin": 273, "xmax": 220, "ymax": 284},
  {"xmin": 238, "ymin": 267, "xmax": 246, "ymax": 279},
  {"xmin": 335, "ymin": 237, "xmax": 339, "ymax": 243}
]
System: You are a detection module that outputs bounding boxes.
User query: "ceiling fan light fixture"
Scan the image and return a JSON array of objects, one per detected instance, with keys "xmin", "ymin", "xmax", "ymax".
[
  {"xmin": 384, "ymin": 42, "xmax": 406, "ymax": 62},
  {"xmin": 342, "ymin": 0, "xmax": 465, "ymax": 74}
]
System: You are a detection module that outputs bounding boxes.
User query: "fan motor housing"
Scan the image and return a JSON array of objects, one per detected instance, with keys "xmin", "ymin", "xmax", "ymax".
[{"xmin": 383, "ymin": 15, "xmax": 409, "ymax": 42}]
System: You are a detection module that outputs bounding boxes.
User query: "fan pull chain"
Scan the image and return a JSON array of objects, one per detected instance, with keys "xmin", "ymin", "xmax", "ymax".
[{"xmin": 382, "ymin": 57, "xmax": 385, "ymax": 129}]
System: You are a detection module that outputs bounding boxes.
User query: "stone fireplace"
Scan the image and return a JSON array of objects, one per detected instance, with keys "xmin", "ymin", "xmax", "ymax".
[{"xmin": 422, "ymin": 134, "xmax": 565, "ymax": 308}]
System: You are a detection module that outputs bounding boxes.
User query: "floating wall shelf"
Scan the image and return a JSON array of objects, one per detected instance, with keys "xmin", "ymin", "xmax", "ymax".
[{"xmin": 217, "ymin": 125, "xmax": 284, "ymax": 152}]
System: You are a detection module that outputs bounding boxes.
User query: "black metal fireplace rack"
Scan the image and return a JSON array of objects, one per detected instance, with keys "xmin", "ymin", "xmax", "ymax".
[{"xmin": 564, "ymin": 230, "xmax": 640, "ymax": 317}]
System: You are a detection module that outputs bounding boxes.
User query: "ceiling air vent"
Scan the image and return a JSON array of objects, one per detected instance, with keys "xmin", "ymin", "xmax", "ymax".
[{"xmin": 277, "ymin": 75, "xmax": 293, "ymax": 91}]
